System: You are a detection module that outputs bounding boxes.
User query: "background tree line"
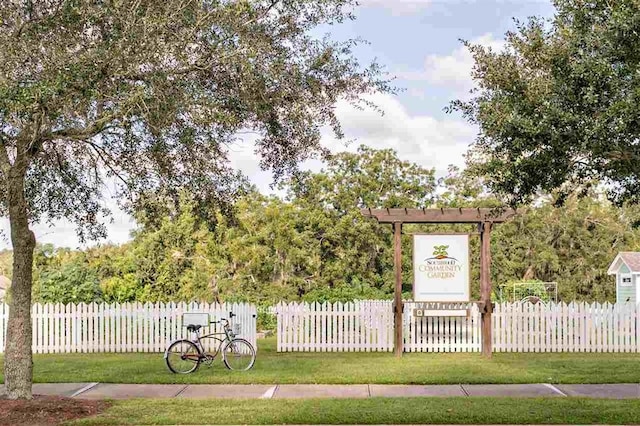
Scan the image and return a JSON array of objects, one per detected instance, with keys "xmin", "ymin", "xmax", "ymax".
[{"xmin": 2, "ymin": 145, "xmax": 637, "ymax": 306}]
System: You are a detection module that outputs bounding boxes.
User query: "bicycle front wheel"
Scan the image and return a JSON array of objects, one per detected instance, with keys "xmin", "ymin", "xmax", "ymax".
[
  {"xmin": 222, "ymin": 338, "xmax": 256, "ymax": 371},
  {"xmin": 166, "ymin": 339, "xmax": 201, "ymax": 374}
]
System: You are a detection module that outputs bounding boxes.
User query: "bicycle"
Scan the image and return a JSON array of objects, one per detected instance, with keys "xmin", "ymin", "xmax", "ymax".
[{"xmin": 164, "ymin": 315, "xmax": 256, "ymax": 374}]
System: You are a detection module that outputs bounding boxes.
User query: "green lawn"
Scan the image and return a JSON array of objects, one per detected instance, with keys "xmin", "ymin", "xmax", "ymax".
[
  {"xmin": 2, "ymin": 337, "xmax": 640, "ymax": 384},
  {"xmin": 70, "ymin": 397, "xmax": 640, "ymax": 425}
]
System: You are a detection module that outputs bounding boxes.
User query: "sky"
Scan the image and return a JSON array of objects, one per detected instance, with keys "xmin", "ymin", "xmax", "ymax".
[{"xmin": 0, "ymin": 0, "xmax": 556, "ymax": 250}]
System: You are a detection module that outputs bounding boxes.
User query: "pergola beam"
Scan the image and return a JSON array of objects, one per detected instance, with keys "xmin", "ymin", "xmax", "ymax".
[{"xmin": 360, "ymin": 207, "xmax": 516, "ymax": 224}]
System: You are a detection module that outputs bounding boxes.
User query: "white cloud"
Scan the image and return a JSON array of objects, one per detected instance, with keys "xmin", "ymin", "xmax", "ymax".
[
  {"xmin": 228, "ymin": 93, "xmax": 475, "ymax": 190},
  {"xmin": 426, "ymin": 33, "xmax": 505, "ymax": 92},
  {"xmin": 226, "ymin": 135, "xmax": 282, "ymax": 195},
  {"xmin": 398, "ymin": 33, "xmax": 506, "ymax": 96},
  {"xmin": 324, "ymin": 92, "xmax": 475, "ymax": 172}
]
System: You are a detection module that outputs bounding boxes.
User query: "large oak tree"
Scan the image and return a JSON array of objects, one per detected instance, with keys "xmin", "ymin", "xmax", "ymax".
[
  {"xmin": 451, "ymin": 0, "xmax": 640, "ymax": 205},
  {"xmin": 0, "ymin": 0, "xmax": 390, "ymax": 398}
]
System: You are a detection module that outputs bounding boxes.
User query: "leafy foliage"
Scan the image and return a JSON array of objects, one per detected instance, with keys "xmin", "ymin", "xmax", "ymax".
[
  {"xmin": 1, "ymin": 0, "xmax": 391, "ymax": 235},
  {"xmin": 31, "ymin": 246, "xmax": 101, "ymax": 304},
  {"xmin": 17, "ymin": 148, "xmax": 640, "ymax": 308},
  {"xmin": 0, "ymin": 250, "xmax": 11, "ymax": 277},
  {"xmin": 450, "ymin": 0, "xmax": 640, "ymax": 205}
]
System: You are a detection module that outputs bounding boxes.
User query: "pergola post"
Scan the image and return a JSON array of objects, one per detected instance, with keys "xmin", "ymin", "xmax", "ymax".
[
  {"xmin": 393, "ymin": 221, "xmax": 403, "ymax": 357},
  {"xmin": 480, "ymin": 221, "xmax": 493, "ymax": 358}
]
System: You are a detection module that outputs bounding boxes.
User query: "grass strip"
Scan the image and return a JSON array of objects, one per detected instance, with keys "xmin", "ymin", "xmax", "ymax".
[
  {"xmin": 3, "ymin": 339, "xmax": 640, "ymax": 385},
  {"xmin": 70, "ymin": 397, "xmax": 640, "ymax": 425}
]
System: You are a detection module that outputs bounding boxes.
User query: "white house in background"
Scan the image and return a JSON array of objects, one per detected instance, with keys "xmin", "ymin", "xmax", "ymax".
[
  {"xmin": 0, "ymin": 275, "xmax": 10, "ymax": 301},
  {"xmin": 607, "ymin": 252, "xmax": 640, "ymax": 304}
]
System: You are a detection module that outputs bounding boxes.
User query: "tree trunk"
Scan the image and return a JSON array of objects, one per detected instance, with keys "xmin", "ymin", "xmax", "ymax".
[{"xmin": 4, "ymin": 169, "xmax": 36, "ymax": 399}]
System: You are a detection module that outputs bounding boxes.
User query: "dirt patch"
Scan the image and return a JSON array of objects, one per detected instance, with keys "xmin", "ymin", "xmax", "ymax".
[{"xmin": 0, "ymin": 395, "xmax": 110, "ymax": 426}]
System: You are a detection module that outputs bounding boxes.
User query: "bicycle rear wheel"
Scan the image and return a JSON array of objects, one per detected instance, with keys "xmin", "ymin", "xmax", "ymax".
[
  {"xmin": 222, "ymin": 338, "xmax": 256, "ymax": 371},
  {"xmin": 165, "ymin": 340, "xmax": 201, "ymax": 374}
]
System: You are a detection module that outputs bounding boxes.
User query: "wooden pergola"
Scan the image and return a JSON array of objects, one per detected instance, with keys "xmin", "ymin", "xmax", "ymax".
[{"xmin": 360, "ymin": 208, "xmax": 517, "ymax": 358}]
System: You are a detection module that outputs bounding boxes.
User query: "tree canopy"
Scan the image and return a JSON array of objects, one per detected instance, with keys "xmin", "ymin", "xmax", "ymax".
[
  {"xmin": 1, "ymin": 0, "xmax": 390, "ymax": 233},
  {"xmin": 450, "ymin": 0, "xmax": 640, "ymax": 205},
  {"xmin": 0, "ymin": 0, "xmax": 390, "ymax": 399}
]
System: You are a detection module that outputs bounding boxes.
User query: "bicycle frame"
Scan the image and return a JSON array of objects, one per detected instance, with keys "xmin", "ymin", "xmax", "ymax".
[
  {"xmin": 163, "ymin": 315, "xmax": 244, "ymax": 362},
  {"xmin": 163, "ymin": 319, "xmax": 236, "ymax": 363},
  {"xmin": 191, "ymin": 326, "xmax": 234, "ymax": 359},
  {"xmin": 164, "ymin": 316, "xmax": 256, "ymax": 374}
]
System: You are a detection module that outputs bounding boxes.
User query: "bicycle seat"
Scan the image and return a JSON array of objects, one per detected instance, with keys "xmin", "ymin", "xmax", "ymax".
[{"xmin": 186, "ymin": 324, "xmax": 202, "ymax": 332}]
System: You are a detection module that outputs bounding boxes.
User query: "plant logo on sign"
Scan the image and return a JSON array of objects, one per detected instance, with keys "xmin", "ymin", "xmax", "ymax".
[
  {"xmin": 429, "ymin": 245, "xmax": 456, "ymax": 260},
  {"xmin": 418, "ymin": 245, "xmax": 463, "ymax": 279}
]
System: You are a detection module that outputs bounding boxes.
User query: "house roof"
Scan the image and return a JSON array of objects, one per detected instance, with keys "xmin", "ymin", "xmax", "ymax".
[
  {"xmin": 0, "ymin": 275, "xmax": 10, "ymax": 290},
  {"xmin": 607, "ymin": 252, "xmax": 640, "ymax": 274}
]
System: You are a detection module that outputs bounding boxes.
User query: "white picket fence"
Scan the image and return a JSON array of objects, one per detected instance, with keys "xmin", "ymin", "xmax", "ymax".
[
  {"xmin": 493, "ymin": 302, "xmax": 640, "ymax": 352},
  {"xmin": 276, "ymin": 301, "xmax": 394, "ymax": 352},
  {"xmin": 276, "ymin": 301, "xmax": 640, "ymax": 353},
  {"xmin": 0, "ymin": 302, "xmax": 257, "ymax": 354}
]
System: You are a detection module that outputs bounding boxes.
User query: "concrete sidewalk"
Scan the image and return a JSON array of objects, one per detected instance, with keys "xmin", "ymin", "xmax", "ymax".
[{"xmin": 1, "ymin": 383, "xmax": 639, "ymax": 399}]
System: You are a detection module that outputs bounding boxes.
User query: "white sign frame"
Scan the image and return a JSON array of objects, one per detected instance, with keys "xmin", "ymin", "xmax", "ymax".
[
  {"xmin": 182, "ymin": 312, "xmax": 210, "ymax": 327},
  {"xmin": 413, "ymin": 233, "xmax": 471, "ymax": 302}
]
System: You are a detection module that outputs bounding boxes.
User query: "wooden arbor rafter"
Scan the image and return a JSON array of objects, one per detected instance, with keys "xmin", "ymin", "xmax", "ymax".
[
  {"xmin": 360, "ymin": 207, "xmax": 516, "ymax": 224},
  {"xmin": 360, "ymin": 207, "xmax": 517, "ymax": 358}
]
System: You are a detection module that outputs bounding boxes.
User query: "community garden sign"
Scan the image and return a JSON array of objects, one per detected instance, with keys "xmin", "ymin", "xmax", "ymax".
[
  {"xmin": 361, "ymin": 208, "xmax": 516, "ymax": 358},
  {"xmin": 413, "ymin": 234, "xmax": 470, "ymax": 302}
]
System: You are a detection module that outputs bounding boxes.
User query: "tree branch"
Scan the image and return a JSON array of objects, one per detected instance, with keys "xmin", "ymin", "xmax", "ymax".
[
  {"xmin": 83, "ymin": 139, "xmax": 131, "ymax": 192},
  {"xmin": 48, "ymin": 111, "xmax": 121, "ymax": 142},
  {"xmin": 0, "ymin": 135, "xmax": 12, "ymax": 176}
]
